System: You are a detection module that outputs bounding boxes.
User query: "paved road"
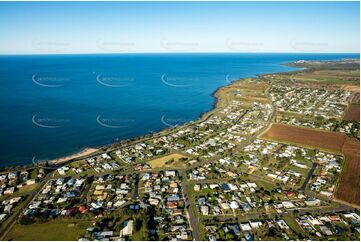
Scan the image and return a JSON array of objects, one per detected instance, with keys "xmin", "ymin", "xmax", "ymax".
[{"xmin": 180, "ymin": 170, "xmax": 200, "ymax": 241}]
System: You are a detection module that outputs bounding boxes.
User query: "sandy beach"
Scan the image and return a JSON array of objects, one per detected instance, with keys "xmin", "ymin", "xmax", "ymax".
[{"xmin": 47, "ymin": 148, "xmax": 99, "ymax": 165}]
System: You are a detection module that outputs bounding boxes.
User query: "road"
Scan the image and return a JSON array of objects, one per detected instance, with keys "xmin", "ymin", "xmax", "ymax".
[{"xmin": 180, "ymin": 170, "xmax": 200, "ymax": 241}]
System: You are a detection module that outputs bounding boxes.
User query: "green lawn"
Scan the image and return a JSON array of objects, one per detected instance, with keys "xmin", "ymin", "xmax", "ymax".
[
  {"xmin": 0, "ymin": 184, "xmax": 38, "ymax": 202},
  {"xmin": 0, "ymin": 197, "xmax": 30, "ymax": 238},
  {"xmin": 248, "ymin": 178, "xmax": 276, "ymax": 191},
  {"xmin": 30, "ymin": 169, "xmax": 38, "ymax": 179},
  {"xmin": 5, "ymin": 218, "xmax": 92, "ymax": 241},
  {"xmin": 283, "ymin": 214, "xmax": 305, "ymax": 235},
  {"xmin": 131, "ymin": 219, "xmax": 149, "ymax": 241}
]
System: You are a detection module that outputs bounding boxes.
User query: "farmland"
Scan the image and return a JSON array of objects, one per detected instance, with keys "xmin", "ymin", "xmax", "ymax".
[
  {"xmin": 343, "ymin": 104, "xmax": 360, "ymax": 122},
  {"xmin": 335, "ymin": 154, "xmax": 360, "ymax": 206},
  {"xmin": 335, "ymin": 137, "xmax": 360, "ymax": 206},
  {"xmin": 260, "ymin": 123, "xmax": 346, "ymax": 153}
]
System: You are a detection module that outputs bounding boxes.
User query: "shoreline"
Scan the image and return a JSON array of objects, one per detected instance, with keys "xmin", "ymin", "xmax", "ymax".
[
  {"xmin": 1, "ymin": 58, "xmax": 359, "ymax": 170},
  {"xmin": 43, "ymin": 62, "xmax": 302, "ymax": 167},
  {"xmin": 46, "ymin": 148, "xmax": 99, "ymax": 165}
]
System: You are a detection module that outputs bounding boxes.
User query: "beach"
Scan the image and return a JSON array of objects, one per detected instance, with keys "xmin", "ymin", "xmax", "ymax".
[{"xmin": 47, "ymin": 148, "xmax": 98, "ymax": 165}]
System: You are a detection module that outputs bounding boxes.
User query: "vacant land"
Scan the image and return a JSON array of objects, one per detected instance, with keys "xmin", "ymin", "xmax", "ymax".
[
  {"xmin": 5, "ymin": 219, "xmax": 91, "ymax": 241},
  {"xmin": 238, "ymin": 96, "xmax": 270, "ymax": 104},
  {"xmin": 234, "ymin": 82, "xmax": 269, "ymax": 91},
  {"xmin": 335, "ymin": 155, "xmax": 359, "ymax": 206},
  {"xmin": 335, "ymin": 154, "xmax": 360, "ymax": 206},
  {"xmin": 264, "ymin": 59, "xmax": 360, "ymax": 85},
  {"xmin": 260, "ymin": 123, "xmax": 346, "ymax": 153},
  {"xmin": 292, "ymin": 69, "xmax": 360, "ymax": 83},
  {"xmin": 352, "ymin": 92, "xmax": 360, "ymax": 103},
  {"xmin": 148, "ymin": 153, "xmax": 188, "ymax": 169},
  {"xmin": 335, "ymin": 137, "xmax": 360, "ymax": 206},
  {"xmin": 0, "ymin": 184, "xmax": 37, "ymax": 202},
  {"xmin": 342, "ymin": 137, "xmax": 360, "ymax": 156},
  {"xmin": 343, "ymin": 104, "xmax": 360, "ymax": 122}
]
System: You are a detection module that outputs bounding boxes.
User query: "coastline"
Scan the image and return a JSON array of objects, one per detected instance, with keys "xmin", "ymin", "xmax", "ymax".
[
  {"xmin": 43, "ymin": 67, "xmax": 294, "ymax": 167},
  {"xmin": 2, "ymin": 57, "xmax": 359, "ymax": 170},
  {"xmin": 47, "ymin": 147, "xmax": 99, "ymax": 165}
]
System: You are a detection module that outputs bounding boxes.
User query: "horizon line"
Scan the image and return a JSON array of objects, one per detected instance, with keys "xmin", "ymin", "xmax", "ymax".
[{"xmin": 0, "ymin": 51, "xmax": 360, "ymax": 56}]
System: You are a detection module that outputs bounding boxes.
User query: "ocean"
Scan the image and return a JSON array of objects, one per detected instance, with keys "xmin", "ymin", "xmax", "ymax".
[{"xmin": 0, "ymin": 53, "xmax": 358, "ymax": 167}]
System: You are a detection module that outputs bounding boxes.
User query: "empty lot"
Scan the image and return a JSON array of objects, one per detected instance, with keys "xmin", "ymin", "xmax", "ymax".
[
  {"xmin": 343, "ymin": 104, "xmax": 360, "ymax": 122},
  {"xmin": 336, "ymin": 138, "xmax": 360, "ymax": 206},
  {"xmin": 148, "ymin": 153, "xmax": 188, "ymax": 169},
  {"xmin": 260, "ymin": 123, "xmax": 346, "ymax": 152}
]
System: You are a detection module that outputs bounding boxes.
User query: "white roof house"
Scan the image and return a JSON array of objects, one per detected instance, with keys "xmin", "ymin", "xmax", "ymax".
[{"xmin": 120, "ymin": 220, "xmax": 134, "ymax": 236}]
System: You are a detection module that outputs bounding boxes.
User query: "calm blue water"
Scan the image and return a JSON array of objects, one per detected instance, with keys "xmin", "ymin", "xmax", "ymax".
[{"xmin": 0, "ymin": 53, "xmax": 358, "ymax": 167}]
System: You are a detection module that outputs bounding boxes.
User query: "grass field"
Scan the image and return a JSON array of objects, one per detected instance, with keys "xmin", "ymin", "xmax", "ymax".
[
  {"xmin": 235, "ymin": 83, "xmax": 269, "ymax": 91},
  {"xmin": 147, "ymin": 153, "xmax": 188, "ymax": 169},
  {"xmin": 283, "ymin": 214, "xmax": 305, "ymax": 235},
  {"xmin": 14, "ymin": 184, "xmax": 38, "ymax": 196},
  {"xmin": 291, "ymin": 70, "xmax": 360, "ymax": 83},
  {"xmin": 265, "ymin": 67, "xmax": 360, "ymax": 85},
  {"xmin": 6, "ymin": 218, "xmax": 91, "ymax": 241},
  {"xmin": 0, "ymin": 184, "xmax": 38, "ymax": 202}
]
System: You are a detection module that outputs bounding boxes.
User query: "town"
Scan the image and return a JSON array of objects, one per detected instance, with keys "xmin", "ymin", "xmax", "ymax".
[{"xmin": 0, "ymin": 60, "xmax": 359, "ymax": 241}]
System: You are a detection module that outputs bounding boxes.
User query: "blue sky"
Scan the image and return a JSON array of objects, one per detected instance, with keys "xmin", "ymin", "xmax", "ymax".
[{"xmin": 0, "ymin": 1, "xmax": 359, "ymax": 54}]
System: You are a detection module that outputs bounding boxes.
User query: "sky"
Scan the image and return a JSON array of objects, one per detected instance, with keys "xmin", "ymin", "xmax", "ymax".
[{"xmin": 0, "ymin": 1, "xmax": 359, "ymax": 54}]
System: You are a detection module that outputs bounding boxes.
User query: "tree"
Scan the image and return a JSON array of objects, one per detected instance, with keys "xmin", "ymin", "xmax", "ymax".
[
  {"xmin": 225, "ymin": 233, "xmax": 235, "ymax": 240},
  {"xmin": 135, "ymin": 218, "xmax": 143, "ymax": 231},
  {"xmin": 19, "ymin": 216, "xmax": 35, "ymax": 225}
]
